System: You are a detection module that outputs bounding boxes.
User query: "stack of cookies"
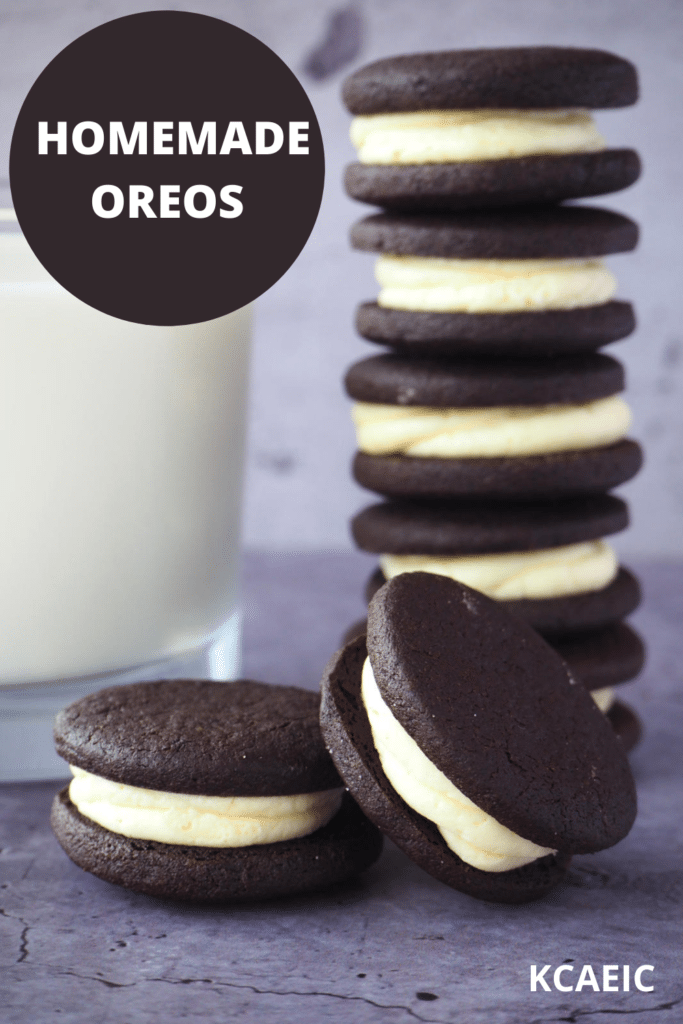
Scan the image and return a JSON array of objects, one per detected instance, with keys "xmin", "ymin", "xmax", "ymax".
[{"xmin": 341, "ymin": 47, "xmax": 644, "ymax": 748}]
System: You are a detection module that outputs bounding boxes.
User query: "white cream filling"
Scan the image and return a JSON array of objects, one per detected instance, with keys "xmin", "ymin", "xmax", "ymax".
[
  {"xmin": 361, "ymin": 658, "xmax": 555, "ymax": 872},
  {"xmin": 380, "ymin": 540, "xmax": 618, "ymax": 601},
  {"xmin": 350, "ymin": 108, "xmax": 606, "ymax": 164},
  {"xmin": 590, "ymin": 686, "xmax": 616, "ymax": 713},
  {"xmin": 352, "ymin": 395, "xmax": 630, "ymax": 458},
  {"xmin": 68, "ymin": 766, "xmax": 344, "ymax": 848},
  {"xmin": 375, "ymin": 255, "xmax": 616, "ymax": 313}
]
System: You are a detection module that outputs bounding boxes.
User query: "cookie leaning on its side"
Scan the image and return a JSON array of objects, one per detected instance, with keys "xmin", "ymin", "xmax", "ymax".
[
  {"xmin": 51, "ymin": 679, "xmax": 382, "ymax": 901},
  {"xmin": 321, "ymin": 572, "xmax": 637, "ymax": 903}
]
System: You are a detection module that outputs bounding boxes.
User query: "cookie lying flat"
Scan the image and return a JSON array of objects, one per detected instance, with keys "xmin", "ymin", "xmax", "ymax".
[
  {"xmin": 343, "ymin": 47, "xmax": 639, "ymax": 210},
  {"xmin": 351, "ymin": 207, "xmax": 637, "ymax": 357},
  {"xmin": 52, "ymin": 679, "xmax": 382, "ymax": 901},
  {"xmin": 321, "ymin": 572, "xmax": 636, "ymax": 903},
  {"xmin": 364, "ymin": 563, "xmax": 641, "ymax": 636},
  {"xmin": 346, "ymin": 352, "xmax": 640, "ymax": 499}
]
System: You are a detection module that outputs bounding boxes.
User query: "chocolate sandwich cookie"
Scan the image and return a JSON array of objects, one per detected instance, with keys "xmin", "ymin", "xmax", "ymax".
[
  {"xmin": 352, "ymin": 207, "xmax": 637, "ymax": 358},
  {"xmin": 365, "ymin": 563, "xmax": 641, "ymax": 636},
  {"xmin": 52, "ymin": 680, "xmax": 382, "ymax": 902},
  {"xmin": 321, "ymin": 572, "xmax": 636, "ymax": 903},
  {"xmin": 347, "ymin": 351, "xmax": 641, "ymax": 499},
  {"xmin": 338, "ymin": 618, "xmax": 643, "ymax": 750},
  {"xmin": 343, "ymin": 48, "xmax": 639, "ymax": 211}
]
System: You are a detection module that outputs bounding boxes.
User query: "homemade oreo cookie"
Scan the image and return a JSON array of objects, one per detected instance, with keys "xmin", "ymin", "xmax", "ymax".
[
  {"xmin": 321, "ymin": 572, "xmax": 637, "ymax": 903},
  {"xmin": 343, "ymin": 47, "xmax": 640, "ymax": 211},
  {"xmin": 52, "ymin": 679, "xmax": 382, "ymax": 902},
  {"xmin": 347, "ymin": 352, "xmax": 641, "ymax": 499},
  {"xmin": 352, "ymin": 206, "xmax": 638, "ymax": 357}
]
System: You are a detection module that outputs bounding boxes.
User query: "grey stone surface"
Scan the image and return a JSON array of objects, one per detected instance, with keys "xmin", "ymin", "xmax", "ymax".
[
  {"xmin": 0, "ymin": 1, "xmax": 681, "ymax": 556},
  {"xmin": 1, "ymin": 554, "xmax": 682, "ymax": 1022}
]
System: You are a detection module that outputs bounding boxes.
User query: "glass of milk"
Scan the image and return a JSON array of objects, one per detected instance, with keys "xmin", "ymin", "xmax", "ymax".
[{"xmin": 0, "ymin": 212, "xmax": 251, "ymax": 779}]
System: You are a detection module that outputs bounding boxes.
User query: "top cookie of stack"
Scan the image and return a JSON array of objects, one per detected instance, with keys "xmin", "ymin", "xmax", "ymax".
[{"xmin": 344, "ymin": 46, "xmax": 640, "ymax": 212}]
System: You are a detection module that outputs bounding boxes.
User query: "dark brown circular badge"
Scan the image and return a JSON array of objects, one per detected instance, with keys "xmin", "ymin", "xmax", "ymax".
[{"xmin": 10, "ymin": 12, "xmax": 325, "ymax": 325}]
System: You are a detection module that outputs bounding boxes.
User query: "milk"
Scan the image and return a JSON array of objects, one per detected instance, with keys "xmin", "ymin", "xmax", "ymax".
[{"xmin": 0, "ymin": 228, "xmax": 251, "ymax": 775}]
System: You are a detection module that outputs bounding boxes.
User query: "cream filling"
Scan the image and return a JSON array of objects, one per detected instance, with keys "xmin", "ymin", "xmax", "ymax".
[
  {"xmin": 352, "ymin": 395, "xmax": 630, "ymax": 458},
  {"xmin": 590, "ymin": 686, "xmax": 616, "ymax": 713},
  {"xmin": 68, "ymin": 766, "xmax": 344, "ymax": 847},
  {"xmin": 350, "ymin": 108, "xmax": 606, "ymax": 164},
  {"xmin": 380, "ymin": 540, "xmax": 618, "ymax": 601},
  {"xmin": 361, "ymin": 658, "xmax": 555, "ymax": 872},
  {"xmin": 375, "ymin": 255, "xmax": 616, "ymax": 313}
]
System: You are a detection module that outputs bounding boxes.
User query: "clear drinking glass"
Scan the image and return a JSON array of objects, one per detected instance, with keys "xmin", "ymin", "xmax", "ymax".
[{"xmin": 0, "ymin": 213, "xmax": 251, "ymax": 779}]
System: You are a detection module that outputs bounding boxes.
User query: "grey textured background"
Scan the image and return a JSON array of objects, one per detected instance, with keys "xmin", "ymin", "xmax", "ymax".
[{"xmin": 1, "ymin": 0, "xmax": 681, "ymax": 555}]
